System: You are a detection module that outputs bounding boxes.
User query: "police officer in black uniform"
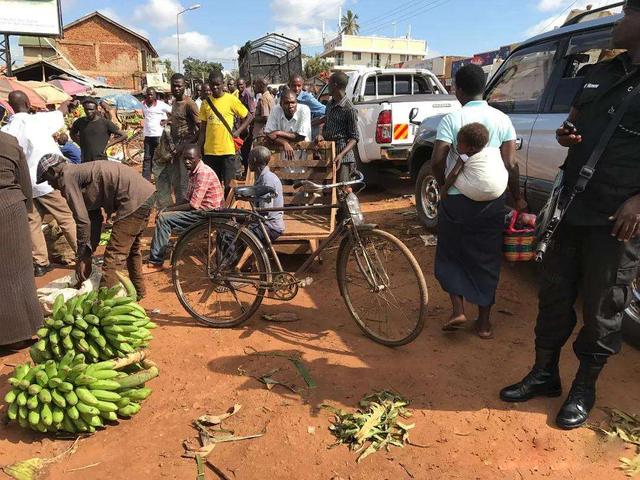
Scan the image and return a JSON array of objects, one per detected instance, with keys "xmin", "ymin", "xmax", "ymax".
[{"xmin": 500, "ymin": 0, "xmax": 640, "ymax": 429}]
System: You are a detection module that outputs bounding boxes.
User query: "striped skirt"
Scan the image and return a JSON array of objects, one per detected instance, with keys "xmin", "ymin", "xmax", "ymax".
[{"xmin": 0, "ymin": 201, "xmax": 44, "ymax": 345}]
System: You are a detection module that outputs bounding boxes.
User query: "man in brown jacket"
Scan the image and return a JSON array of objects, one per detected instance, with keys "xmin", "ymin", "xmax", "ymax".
[{"xmin": 36, "ymin": 155, "xmax": 155, "ymax": 298}]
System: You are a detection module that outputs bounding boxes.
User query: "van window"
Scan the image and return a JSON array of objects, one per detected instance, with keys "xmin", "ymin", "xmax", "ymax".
[
  {"xmin": 550, "ymin": 29, "xmax": 623, "ymax": 113},
  {"xmin": 413, "ymin": 76, "xmax": 432, "ymax": 94},
  {"xmin": 395, "ymin": 75, "xmax": 412, "ymax": 95},
  {"xmin": 378, "ymin": 75, "xmax": 393, "ymax": 96},
  {"xmin": 486, "ymin": 41, "xmax": 558, "ymax": 114}
]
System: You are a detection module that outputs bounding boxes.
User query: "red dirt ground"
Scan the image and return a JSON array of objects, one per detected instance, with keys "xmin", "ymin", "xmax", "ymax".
[{"xmin": 2, "ymin": 177, "xmax": 640, "ymax": 480}]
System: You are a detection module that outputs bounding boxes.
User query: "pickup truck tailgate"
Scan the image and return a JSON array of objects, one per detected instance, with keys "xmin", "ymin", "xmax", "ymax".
[{"xmin": 390, "ymin": 94, "xmax": 459, "ymax": 146}]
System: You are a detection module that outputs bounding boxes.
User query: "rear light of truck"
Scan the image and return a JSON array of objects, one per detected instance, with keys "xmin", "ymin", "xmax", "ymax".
[{"xmin": 376, "ymin": 110, "xmax": 392, "ymax": 144}]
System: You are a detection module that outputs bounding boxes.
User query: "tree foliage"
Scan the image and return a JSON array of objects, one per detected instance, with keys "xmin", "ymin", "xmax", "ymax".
[
  {"xmin": 161, "ymin": 59, "xmax": 175, "ymax": 79},
  {"xmin": 182, "ymin": 57, "xmax": 223, "ymax": 83},
  {"xmin": 304, "ymin": 55, "xmax": 332, "ymax": 79},
  {"xmin": 340, "ymin": 10, "xmax": 360, "ymax": 35}
]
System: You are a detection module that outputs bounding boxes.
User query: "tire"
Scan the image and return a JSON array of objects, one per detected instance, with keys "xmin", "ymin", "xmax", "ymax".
[
  {"xmin": 623, "ymin": 278, "xmax": 640, "ymax": 349},
  {"xmin": 415, "ymin": 161, "xmax": 440, "ymax": 230},
  {"xmin": 172, "ymin": 219, "xmax": 271, "ymax": 328},
  {"xmin": 355, "ymin": 148, "xmax": 380, "ymax": 187},
  {"xmin": 336, "ymin": 228, "xmax": 428, "ymax": 346}
]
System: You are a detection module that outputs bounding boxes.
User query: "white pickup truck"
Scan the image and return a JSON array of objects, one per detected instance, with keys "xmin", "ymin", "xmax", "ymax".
[{"xmin": 318, "ymin": 67, "xmax": 460, "ymax": 178}]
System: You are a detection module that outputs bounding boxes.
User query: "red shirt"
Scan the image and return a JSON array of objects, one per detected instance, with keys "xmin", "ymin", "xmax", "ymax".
[{"xmin": 187, "ymin": 161, "xmax": 223, "ymax": 210}]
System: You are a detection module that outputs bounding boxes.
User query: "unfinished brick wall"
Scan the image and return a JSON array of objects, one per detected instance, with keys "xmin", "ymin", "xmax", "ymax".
[{"xmin": 56, "ymin": 15, "xmax": 154, "ymax": 90}]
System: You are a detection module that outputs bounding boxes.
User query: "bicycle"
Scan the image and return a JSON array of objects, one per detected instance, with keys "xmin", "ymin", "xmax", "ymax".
[
  {"xmin": 121, "ymin": 127, "xmax": 144, "ymax": 166},
  {"xmin": 171, "ymin": 171, "xmax": 428, "ymax": 346}
]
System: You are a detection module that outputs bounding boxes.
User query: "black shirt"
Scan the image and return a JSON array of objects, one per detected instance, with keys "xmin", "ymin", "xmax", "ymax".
[
  {"xmin": 323, "ymin": 96, "xmax": 359, "ymax": 164},
  {"xmin": 565, "ymin": 52, "xmax": 640, "ymax": 225},
  {"xmin": 70, "ymin": 117, "xmax": 120, "ymax": 163}
]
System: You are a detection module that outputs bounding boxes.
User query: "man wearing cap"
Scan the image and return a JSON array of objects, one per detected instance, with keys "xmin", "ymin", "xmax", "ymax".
[
  {"xmin": 1, "ymin": 91, "xmax": 78, "ymax": 277},
  {"xmin": 37, "ymin": 155, "xmax": 155, "ymax": 298},
  {"xmin": 501, "ymin": 1, "xmax": 640, "ymax": 429}
]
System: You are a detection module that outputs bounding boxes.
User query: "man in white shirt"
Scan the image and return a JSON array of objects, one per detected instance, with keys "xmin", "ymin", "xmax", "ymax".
[
  {"xmin": 264, "ymin": 88, "xmax": 311, "ymax": 159},
  {"xmin": 2, "ymin": 91, "xmax": 77, "ymax": 276},
  {"xmin": 142, "ymin": 87, "xmax": 172, "ymax": 180}
]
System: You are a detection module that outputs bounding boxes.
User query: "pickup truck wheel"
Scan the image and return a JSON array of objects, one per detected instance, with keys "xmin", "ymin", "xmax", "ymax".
[
  {"xmin": 354, "ymin": 149, "xmax": 380, "ymax": 186},
  {"xmin": 415, "ymin": 162, "xmax": 439, "ymax": 229},
  {"xmin": 623, "ymin": 278, "xmax": 640, "ymax": 349}
]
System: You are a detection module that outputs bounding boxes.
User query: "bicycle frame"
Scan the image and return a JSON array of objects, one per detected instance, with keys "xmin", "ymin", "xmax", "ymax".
[{"xmin": 194, "ymin": 192, "xmax": 369, "ymax": 292}]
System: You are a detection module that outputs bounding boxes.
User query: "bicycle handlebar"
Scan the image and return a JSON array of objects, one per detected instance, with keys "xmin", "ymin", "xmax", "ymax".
[{"xmin": 293, "ymin": 170, "xmax": 365, "ymax": 191}]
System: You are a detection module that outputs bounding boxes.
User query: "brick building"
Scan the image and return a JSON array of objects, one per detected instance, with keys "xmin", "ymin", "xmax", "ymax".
[{"xmin": 19, "ymin": 11, "xmax": 158, "ymax": 90}]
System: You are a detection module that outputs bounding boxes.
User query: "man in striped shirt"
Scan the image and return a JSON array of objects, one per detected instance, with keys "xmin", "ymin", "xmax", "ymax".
[
  {"xmin": 316, "ymin": 72, "xmax": 359, "ymax": 182},
  {"xmin": 145, "ymin": 144, "xmax": 223, "ymax": 271}
]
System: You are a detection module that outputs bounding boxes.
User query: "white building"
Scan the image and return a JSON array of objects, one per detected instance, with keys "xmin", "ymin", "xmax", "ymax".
[{"xmin": 320, "ymin": 34, "xmax": 427, "ymax": 71}]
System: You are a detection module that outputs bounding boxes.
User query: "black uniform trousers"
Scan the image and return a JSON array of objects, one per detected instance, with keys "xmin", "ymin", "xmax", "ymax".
[{"xmin": 535, "ymin": 223, "xmax": 640, "ymax": 363}]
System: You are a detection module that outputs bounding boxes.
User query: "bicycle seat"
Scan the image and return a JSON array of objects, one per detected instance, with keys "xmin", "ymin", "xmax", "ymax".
[{"xmin": 234, "ymin": 185, "xmax": 276, "ymax": 200}]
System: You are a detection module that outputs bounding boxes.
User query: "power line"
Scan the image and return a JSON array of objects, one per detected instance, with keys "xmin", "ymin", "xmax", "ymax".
[
  {"xmin": 360, "ymin": 0, "xmax": 435, "ymax": 29},
  {"xmin": 536, "ymin": 0, "xmax": 580, "ymax": 34},
  {"xmin": 360, "ymin": 0, "xmax": 453, "ymax": 36},
  {"xmin": 360, "ymin": 0, "xmax": 443, "ymax": 35}
]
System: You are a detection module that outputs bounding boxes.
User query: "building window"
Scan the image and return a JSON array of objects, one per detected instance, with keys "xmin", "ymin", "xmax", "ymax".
[
  {"xmin": 141, "ymin": 49, "xmax": 147, "ymax": 71},
  {"xmin": 401, "ymin": 55, "xmax": 408, "ymax": 62},
  {"xmin": 352, "ymin": 52, "xmax": 362, "ymax": 61}
]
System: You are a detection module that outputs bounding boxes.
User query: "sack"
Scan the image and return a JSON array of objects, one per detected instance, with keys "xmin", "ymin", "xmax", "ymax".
[
  {"xmin": 503, "ymin": 211, "xmax": 537, "ymax": 262},
  {"xmin": 153, "ymin": 125, "xmax": 176, "ymax": 165}
]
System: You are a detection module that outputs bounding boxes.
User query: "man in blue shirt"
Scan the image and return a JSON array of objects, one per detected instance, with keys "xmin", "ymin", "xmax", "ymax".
[
  {"xmin": 54, "ymin": 131, "xmax": 82, "ymax": 164},
  {"xmin": 289, "ymin": 74, "xmax": 325, "ymax": 119}
]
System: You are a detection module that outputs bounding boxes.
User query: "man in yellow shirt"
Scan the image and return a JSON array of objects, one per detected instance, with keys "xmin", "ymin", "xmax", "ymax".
[{"xmin": 198, "ymin": 72, "xmax": 253, "ymax": 190}]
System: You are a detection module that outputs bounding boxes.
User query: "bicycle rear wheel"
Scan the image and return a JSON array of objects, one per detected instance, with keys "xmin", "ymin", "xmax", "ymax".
[
  {"xmin": 172, "ymin": 220, "xmax": 271, "ymax": 328},
  {"xmin": 337, "ymin": 228, "xmax": 428, "ymax": 346}
]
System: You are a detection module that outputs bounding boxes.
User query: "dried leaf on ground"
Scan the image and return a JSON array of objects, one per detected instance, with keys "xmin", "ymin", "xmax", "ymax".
[
  {"xmin": 420, "ymin": 235, "xmax": 437, "ymax": 247},
  {"xmin": 620, "ymin": 455, "xmax": 640, "ymax": 477},
  {"xmin": 323, "ymin": 391, "xmax": 415, "ymax": 463},
  {"xmin": 591, "ymin": 408, "xmax": 640, "ymax": 476},
  {"xmin": 244, "ymin": 348, "xmax": 316, "ymax": 389},
  {"xmin": 3, "ymin": 438, "xmax": 81, "ymax": 480},
  {"xmin": 261, "ymin": 312, "xmax": 300, "ymax": 323},
  {"xmin": 252, "ymin": 368, "xmax": 297, "ymax": 393},
  {"xmin": 198, "ymin": 404, "xmax": 242, "ymax": 426}
]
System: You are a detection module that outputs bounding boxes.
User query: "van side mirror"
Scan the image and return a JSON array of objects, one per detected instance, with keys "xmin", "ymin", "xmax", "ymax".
[{"xmin": 409, "ymin": 107, "xmax": 420, "ymax": 126}]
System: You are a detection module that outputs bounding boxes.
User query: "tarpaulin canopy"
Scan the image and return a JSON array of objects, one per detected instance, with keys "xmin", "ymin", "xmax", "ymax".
[
  {"xmin": 100, "ymin": 93, "xmax": 143, "ymax": 111},
  {"xmin": 48, "ymin": 79, "xmax": 89, "ymax": 96},
  {"xmin": 0, "ymin": 77, "xmax": 47, "ymax": 110},
  {"xmin": 22, "ymin": 81, "xmax": 71, "ymax": 105}
]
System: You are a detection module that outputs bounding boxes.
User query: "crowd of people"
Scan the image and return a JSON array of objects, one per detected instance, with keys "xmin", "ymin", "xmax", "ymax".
[
  {"xmin": 0, "ymin": 69, "xmax": 359, "ymax": 349},
  {"xmin": 0, "ymin": 1, "xmax": 638, "ymax": 435}
]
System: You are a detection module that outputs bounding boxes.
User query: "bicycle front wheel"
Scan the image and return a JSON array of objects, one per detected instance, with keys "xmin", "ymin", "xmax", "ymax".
[
  {"xmin": 337, "ymin": 228, "xmax": 428, "ymax": 346},
  {"xmin": 172, "ymin": 220, "xmax": 271, "ymax": 328}
]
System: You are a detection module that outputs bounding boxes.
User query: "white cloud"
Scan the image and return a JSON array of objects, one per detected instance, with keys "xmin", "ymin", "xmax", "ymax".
[
  {"xmin": 271, "ymin": 0, "xmax": 345, "ymax": 28},
  {"xmin": 274, "ymin": 25, "xmax": 338, "ymax": 48},
  {"xmin": 133, "ymin": 0, "xmax": 186, "ymax": 30},
  {"xmin": 98, "ymin": 8, "xmax": 150, "ymax": 38},
  {"xmin": 158, "ymin": 31, "xmax": 239, "ymax": 68},
  {"xmin": 526, "ymin": 0, "xmax": 622, "ymax": 37}
]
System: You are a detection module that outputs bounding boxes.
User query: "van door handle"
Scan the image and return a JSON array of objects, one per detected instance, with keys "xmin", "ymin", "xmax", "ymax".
[{"xmin": 515, "ymin": 137, "xmax": 524, "ymax": 150}]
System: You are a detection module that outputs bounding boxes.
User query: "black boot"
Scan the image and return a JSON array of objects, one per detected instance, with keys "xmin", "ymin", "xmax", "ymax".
[
  {"xmin": 555, "ymin": 360, "xmax": 604, "ymax": 430},
  {"xmin": 500, "ymin": 347, "xmax": 562, "ymax": 402}
]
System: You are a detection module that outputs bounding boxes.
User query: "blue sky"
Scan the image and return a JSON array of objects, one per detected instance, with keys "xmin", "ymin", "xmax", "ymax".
[{"xmin": 13, "ymin": 0, "xmax": 620, "ymax": 70}]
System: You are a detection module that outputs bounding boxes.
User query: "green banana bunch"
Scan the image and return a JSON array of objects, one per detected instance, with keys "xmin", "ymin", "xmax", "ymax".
[
  {"xmin": 4, "ymin": 352, "xmax": 159, "ymax": 434},
  {"xmin": 31, "ymin": 287, "xmax": 156, "ymax": 365}
]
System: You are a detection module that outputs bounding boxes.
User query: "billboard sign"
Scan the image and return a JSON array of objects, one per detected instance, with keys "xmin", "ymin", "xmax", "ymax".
[{"xmin": 0, "ymin": 0, "xmax": 63, "ymax": 36}]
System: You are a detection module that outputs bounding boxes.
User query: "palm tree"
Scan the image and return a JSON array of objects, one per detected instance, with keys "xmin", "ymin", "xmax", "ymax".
[{"xmin": 340, "ymin": 10, "xmax": 360, "ymax": 35}]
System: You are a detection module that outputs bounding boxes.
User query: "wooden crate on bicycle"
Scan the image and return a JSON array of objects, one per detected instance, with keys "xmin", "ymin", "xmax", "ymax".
[{"xmin": 240, "ymin": 140, "xmax": 337, "ymax": 254}]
